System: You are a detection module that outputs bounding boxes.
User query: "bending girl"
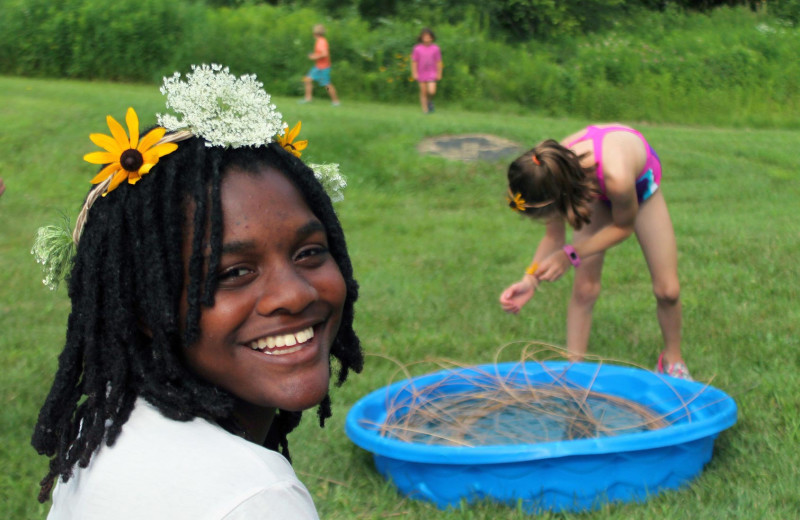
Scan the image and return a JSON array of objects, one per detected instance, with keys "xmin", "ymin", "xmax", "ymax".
[{"xmin": 499, "ymin": 124, "xmax": 691, "ymax": 379}]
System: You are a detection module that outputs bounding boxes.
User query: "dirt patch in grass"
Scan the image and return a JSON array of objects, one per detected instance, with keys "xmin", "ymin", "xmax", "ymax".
[{"xmin": 418, "ymin": 133, "xmax": 523, "ymax": 162}]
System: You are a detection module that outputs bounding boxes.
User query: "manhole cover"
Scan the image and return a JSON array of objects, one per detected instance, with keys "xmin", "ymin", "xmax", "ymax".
[{"xmin": 418, "ymin": 134, "xmax": 523, "ymax": 162}]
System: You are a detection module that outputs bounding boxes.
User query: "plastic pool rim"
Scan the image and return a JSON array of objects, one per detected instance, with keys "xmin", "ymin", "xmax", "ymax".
[{"xmin": 345, "ymin": 361, "xmax": 737, "ymax": 512}]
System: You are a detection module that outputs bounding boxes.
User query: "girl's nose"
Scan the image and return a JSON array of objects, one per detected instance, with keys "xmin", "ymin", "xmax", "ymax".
[{"xmin": 255, "ymin": 266, "xmax": 318, "ymax": 316}]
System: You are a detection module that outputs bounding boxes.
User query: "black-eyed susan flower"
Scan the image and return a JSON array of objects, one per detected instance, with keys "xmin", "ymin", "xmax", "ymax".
[
  {"xmin": 507, "ymin": 191, "xmax": 527, "ymax": 212},
  {"xmin": 84, "ymin": 107, "xmax": 178, "ymax": 195},
  {"xmin": 276, "ymin": 121, "xmax": 308, "ymax": 158}
]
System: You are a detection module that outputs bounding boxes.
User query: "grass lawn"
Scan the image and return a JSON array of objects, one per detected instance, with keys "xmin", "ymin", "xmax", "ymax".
[{"xmin": 1, "ymin": 75, "xmax": 799, "ymax": 519}]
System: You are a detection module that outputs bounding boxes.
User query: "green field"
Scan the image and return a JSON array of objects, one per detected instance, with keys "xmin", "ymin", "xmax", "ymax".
[{"xmin": 1, "ymin": 75, "xmax": 798, "ymax": 519}]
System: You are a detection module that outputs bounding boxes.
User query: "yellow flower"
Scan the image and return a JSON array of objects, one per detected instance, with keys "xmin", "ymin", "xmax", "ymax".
[
  {"xmin": 83, "ymin": 107, "xmax": 178, "ymax": 195},
  {"xmin": 276, "ymin": 121, "xmax": 308, "ymax": 158},
  {"xmin": 507, "ymin": 191, "xmax": 527, "ymax": 212}
]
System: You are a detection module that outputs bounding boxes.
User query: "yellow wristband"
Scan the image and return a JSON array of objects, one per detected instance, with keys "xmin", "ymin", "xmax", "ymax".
[{"xmin": 525, "ymin": 261, "xmax": 538, "ymax": 276}]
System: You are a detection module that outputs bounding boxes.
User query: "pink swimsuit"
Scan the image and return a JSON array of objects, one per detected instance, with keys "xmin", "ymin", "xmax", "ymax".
[{"xmin": 565, "ymin": 125, "xmax": 661, "ymax": 203}]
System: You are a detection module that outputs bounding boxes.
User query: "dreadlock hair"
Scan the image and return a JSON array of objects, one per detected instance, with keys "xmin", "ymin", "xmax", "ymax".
[
  {"xmin": 31, "ymin": 136, "xmax": 363, "ymax": 503},
  {"xmin": 507, "ymin": 139, "xmax": 599, "ymax": 230}
]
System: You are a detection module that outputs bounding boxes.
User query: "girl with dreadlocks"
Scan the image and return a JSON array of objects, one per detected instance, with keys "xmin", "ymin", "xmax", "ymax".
[
  {"xmin": 31, "ymin": 64, "xmax": 360, "ymax": 519},
  {"xmin": 499, "ymin": 124, "xmax": 691, "ymax": 380}
]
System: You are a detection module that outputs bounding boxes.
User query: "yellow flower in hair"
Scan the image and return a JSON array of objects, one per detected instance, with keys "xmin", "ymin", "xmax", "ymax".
[
  {"xmin": 276, "ymin": 121, "xmax": 308, "ymax": 158},
  {"xmin": 507, "ymin": 191, "xmax": 527, "ymax": 212},
  {"xmin": 84, "ymin": 107, "xmax": 178, "ymax": 195}
]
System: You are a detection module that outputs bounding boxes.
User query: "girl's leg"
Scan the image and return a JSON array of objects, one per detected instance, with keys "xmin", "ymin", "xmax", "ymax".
[
  {"xmin": 326, "ymin": 83, "xmax": 339, "ymax": 104},
  {"xmin": 418, "ymin": 82, "xmax": 429, "ymax": 112},
  {"xmin": 566, "ymin": 202, "xmax": 611, "ymax": 360},
  {"xmin": 566, "ymin": 251, "xmax": 605, "ymax": 361},
  {"xmin": 427, "ymin": 81, "xmax": 437, "ymax": 98},
  {"xmin": 426, "ymin": 82, "xmax": 437, "ymax": 111},
  {"xmin": 634, "ymin": 190, "xmax": 684, "ymax": 365}
]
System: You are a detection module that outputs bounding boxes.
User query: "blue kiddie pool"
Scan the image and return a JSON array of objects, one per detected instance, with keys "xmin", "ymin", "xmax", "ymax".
[{"xmin": 346, "ymin": 361, "xmax": 737, "ymax": 513}]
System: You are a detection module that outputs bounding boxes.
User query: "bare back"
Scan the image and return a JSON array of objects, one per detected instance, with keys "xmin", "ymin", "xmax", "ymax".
[{"xmin": 561, "ymin": 124, "xmax": 648, "ymax": 201}]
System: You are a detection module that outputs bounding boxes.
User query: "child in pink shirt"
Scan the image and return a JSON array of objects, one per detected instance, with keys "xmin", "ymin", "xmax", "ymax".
[{"xmin": 411, "ymin": 28, "xmax": 442, "ymax": 114}]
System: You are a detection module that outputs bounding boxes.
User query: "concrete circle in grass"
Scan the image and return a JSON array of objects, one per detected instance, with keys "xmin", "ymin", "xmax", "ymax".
[{"xmin": 418, "ymin": 134, "xmax": 523, "ymax": 162}]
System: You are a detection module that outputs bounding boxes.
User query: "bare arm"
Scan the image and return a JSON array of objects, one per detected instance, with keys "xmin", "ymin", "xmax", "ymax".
[
  {"xmin": 573, "ymin": 178, "xmax": 637, "ymax": 260},
  {"xmin": 499, "ymin": 219, "xmax": 565, "ymax": 313},
  {"xmin": 572, "ymin": 141, "xmax": 639, "ymax": 259},
  {"xmin": 532, "ymin": 218, "xmax": 568, "ymax": 264},
  {"xmin": 536, "ymin": 140, "xmax": 640, "ymax": 281}
]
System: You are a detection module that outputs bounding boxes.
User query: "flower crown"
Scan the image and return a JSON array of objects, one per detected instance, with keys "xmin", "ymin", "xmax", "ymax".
[{"xmin": 32, "ymin": 63, "xmax": 346, "ymax": 290}]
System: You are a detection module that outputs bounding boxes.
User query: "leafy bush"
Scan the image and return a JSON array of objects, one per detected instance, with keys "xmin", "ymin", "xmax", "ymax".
[
  {"xmin": 1, "ymin": 1, "xmax": 799, "ymax": 127},
  {"xmin": 0, "ymin": 0, "xmax": 200, "ymax": 81},
  {"xmin": 769, "ymin": 0, "xmax": 800, "ymax": 23}
]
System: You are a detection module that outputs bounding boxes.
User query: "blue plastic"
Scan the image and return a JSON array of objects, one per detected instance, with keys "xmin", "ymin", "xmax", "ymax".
[{"xmin": 345, "ymin": 361, "xmax": 737, "ymax": 513}]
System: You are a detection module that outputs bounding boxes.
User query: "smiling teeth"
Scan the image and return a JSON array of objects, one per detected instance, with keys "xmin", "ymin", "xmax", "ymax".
[{"xmin": 249, "ymin": 327, "xmax": 314, "ymax": 352}]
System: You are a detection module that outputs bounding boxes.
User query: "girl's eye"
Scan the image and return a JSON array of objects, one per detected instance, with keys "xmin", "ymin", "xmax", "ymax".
[
  {"xmin": 295, "ymin": 245, "xmax": 329, "ymax": 264},
  {"xmin": 218, "ymin": 266, "xmax": 252, "ymax": 281}
]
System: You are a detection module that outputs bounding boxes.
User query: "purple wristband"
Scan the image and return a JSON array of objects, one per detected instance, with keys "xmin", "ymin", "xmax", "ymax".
[{"xmin": 562, "ymin": 244, "xmax": 581, "ymax": 267}]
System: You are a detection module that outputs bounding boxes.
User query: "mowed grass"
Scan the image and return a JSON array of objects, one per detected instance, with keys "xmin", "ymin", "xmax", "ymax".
[{"xmin": 1, "ymin": 75, "xmax": 799, "ymax": 519}]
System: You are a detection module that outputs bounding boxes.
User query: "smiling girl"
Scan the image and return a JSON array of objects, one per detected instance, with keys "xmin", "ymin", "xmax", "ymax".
[{"xmin": 31, "ymin": 64, "xmax": 361, "ymax": 519}]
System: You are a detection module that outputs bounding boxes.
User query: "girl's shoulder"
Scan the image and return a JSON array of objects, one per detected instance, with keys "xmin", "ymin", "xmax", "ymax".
[
  {"xmin": 596, "ymin": 124, "xmax": 646, "ymax": 152},
  {"xmin": 563, "ymin": 124, "xmax": 637, "ymax": 146},
  {"xmin": 49, "ymin": 399, "xmax": 303, "ymax": 519}
]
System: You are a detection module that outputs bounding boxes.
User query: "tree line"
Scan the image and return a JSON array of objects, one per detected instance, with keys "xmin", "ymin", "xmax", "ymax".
[{"xmin": 205, "ymin": 0, "xmax": 791, "ymax": 41}]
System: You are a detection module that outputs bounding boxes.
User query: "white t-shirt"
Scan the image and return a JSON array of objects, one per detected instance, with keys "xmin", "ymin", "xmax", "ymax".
[{"xmin": 47, "ymin": 398, "xmax": 320, "ymax": 520}]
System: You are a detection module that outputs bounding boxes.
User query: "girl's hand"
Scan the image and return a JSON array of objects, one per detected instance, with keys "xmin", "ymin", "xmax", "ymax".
[
  {"xmin": 535, "ymin": 250, "xmax": 572, "ymax": 282},
  {"xmin": 499, "ymin": 277, "xmax": 537, "ymax": 314}
]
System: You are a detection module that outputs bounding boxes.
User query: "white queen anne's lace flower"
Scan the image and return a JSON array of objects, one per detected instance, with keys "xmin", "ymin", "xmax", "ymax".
[
  {"xmin": 309, "ymin": 163, "xmax": 347, "ymax": 202},
  {"xmin": 31, "ymin": 222, "xmax": 75, "ymax": 290},
  {"xmin": 157, "ymin": 63, "xmax": 286, "ymax": 148}
]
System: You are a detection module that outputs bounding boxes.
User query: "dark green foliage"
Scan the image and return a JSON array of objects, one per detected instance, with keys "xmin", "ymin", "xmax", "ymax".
[
  {"xmin": 1, "ymin": 0, "xmax": 799, "ymax": 126},
  {"xmin": 668, "ymin": 0, "xmax": 759, "ymax": 9},
  {"xmin": 483, "ymin": 0, "xmax": 629, "ymax": 41},
  {"xmin": 0, "ymin": 0, "xmax": 201, "ymax": 81},
  {"xmin": 768, "ymin": 0, "xmax": 800, "ymax": 23}
]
